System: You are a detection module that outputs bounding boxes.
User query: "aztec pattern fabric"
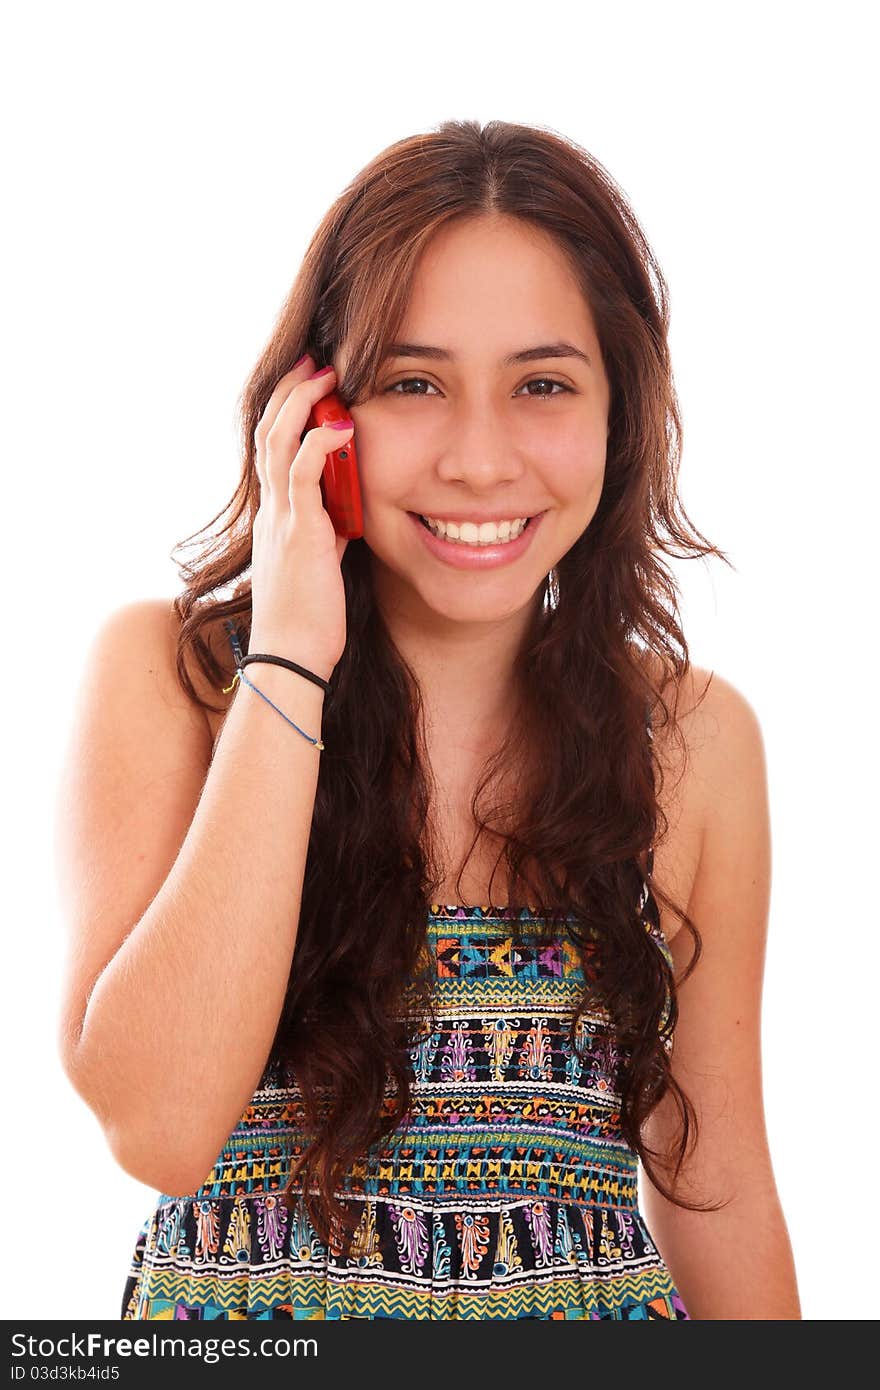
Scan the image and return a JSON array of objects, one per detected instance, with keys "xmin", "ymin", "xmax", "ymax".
[{"xmin": 121, "ymin": 900, "xmax": 689, "ymax": 1321}]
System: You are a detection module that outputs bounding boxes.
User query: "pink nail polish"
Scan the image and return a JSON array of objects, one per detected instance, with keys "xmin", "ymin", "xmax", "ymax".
[
  {"xmin": 293, "ymin": 353, "xmax": 309, "ymax": 368},
  {"xmin": 310, "ymin": 365, "xmax": 334, "ymax": 378}
]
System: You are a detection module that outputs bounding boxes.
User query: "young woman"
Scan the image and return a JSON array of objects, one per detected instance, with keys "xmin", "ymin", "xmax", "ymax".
[{"xmin": 56, "ymin": 118, "xmax": 800, "ymax": 1320}]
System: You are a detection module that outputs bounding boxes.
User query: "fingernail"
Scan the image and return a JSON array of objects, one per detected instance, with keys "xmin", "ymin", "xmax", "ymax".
[
  {"xmin": 310, "ymin": 365, "xmax": 334, "ymax": 378},
  {"xmin": 293, "ymin": 353, "xmax": 310, "ymax": 368},
  {"xmin": 328, "ymin": 418, "xmax": 354, "ymax": 430}
]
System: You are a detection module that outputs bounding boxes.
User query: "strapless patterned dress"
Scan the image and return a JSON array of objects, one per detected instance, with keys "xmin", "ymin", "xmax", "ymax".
[{"xmin": 121, "ymin": 889, "xmax": 689, "ymax": 1321}]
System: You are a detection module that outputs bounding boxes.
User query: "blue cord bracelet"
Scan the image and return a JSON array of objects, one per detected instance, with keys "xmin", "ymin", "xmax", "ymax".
[{"xmin": 222, "ymin": 666, "xmax": 324, "ymax": 750}]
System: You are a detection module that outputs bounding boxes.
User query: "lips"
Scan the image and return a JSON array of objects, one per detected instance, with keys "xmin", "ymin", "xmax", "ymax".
[{"xmin": 407, "ymin": 507, "xmax": 545, "ymax": 569}]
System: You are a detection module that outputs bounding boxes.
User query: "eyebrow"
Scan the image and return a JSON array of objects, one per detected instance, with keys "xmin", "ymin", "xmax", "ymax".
[{"xmin": 382, "ymin": 341, "xmax": 593, "ymax": 368}]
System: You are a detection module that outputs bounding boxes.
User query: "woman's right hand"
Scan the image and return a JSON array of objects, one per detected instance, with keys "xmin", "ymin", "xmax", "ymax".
[{"xmin": 248, "ymin": 355, "xmax": 355, "ymax": 681}]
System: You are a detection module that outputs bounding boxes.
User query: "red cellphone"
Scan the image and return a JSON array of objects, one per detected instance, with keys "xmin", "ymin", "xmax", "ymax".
[{"xmin": 306, "ymin": 386, "xmax": 364, "ymax": 539}]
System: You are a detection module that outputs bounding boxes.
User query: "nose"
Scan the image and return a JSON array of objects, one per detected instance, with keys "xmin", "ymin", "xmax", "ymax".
[{"xmin": 434, "ymin": 400, "xmax": 527, "ymax": 490}]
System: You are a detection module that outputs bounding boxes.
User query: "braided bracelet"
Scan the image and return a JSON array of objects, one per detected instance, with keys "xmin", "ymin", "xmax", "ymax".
[{"xmin": 240, "ymin": 652, "xmax": 330, "ymax": 693}]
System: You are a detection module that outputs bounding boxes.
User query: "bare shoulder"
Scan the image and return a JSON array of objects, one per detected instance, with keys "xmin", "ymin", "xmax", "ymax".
[
  {"xmin": 636, "ymin": 652, "xmax": 767, "ymax": 945},
  {"xmin": 641, "ymin": 651, "xmax": 765, "ymax": 810},
  {"xmin": 56, "ymin": 598, "xmax": 245, "ymax": 1062},
  {"xmin": 56, "ymin": 598, "xmax": 230, "ymax": 1069},
  {"xmin": 86, "ymin": 597, "xmax": 235, "ymax": 739}
]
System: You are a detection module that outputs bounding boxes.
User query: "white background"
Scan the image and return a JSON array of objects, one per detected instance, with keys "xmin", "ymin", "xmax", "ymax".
[{"xmin": 2, "ymin": 0, "xmax": 876, "ymax": 1321}]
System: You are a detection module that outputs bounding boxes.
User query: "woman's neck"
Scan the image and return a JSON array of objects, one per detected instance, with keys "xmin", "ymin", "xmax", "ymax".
[{"xmin": 373, "ymin": 571, "xmax": 545, "ymax": 751}]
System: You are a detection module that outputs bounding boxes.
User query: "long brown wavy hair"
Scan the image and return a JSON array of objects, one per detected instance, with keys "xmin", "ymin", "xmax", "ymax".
[{"xmin": 170, "ymin": 118, "xmax": 730, "ymax": 1250}]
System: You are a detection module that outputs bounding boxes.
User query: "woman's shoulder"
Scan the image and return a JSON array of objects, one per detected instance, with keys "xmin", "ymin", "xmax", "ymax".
[
  {"xmin": 637, "ymin": 648, "xmax": 765, "ymax": 782},
  {"xmin": 91, "ymin": 596, "xmax": 237, "ymax": 741},
  {"xmin": 634, "ymin": 650, "xmax": 767, "ymax": 944}
]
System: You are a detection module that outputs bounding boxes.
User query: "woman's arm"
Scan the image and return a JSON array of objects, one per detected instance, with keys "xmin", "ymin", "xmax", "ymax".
[
  {"xmin": 56, "ymin": 599, "xmax": 329, "ymax": 1195},
  {"xmin": 640, "ymin": 672, "xmax": 801, "ymax": 1319}
]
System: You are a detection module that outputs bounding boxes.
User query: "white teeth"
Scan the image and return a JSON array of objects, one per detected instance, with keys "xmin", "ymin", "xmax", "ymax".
[{"xmin": 420, "ymin": 516, "xmax": 529, "ymax": 545}]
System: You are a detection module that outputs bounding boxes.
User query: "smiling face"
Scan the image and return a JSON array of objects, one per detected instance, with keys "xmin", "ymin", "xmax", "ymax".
[{"xmin": 333, "ymin": 212, "xmax": 611, "ymax": 646}]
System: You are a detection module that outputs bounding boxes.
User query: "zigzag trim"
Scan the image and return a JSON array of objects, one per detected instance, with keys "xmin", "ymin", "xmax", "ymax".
[{"xmin": 132, "ymin": 1264, "xmax": 679, "ymax": 1320}]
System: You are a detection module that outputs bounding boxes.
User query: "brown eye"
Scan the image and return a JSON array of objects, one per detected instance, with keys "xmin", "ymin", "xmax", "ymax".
[
  {"xmin": 385, "ymin": 378, "xmax": 439, "ymax": 395},
  {"xmin": 520, "ymin": 378, "xmax": 570, "ymax": 397}
]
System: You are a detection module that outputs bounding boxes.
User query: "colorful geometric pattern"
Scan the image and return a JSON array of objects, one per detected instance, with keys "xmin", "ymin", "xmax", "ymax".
[{"xmin": 121, "ymin": 898, "xmax": 689, "ymax": 1321}]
